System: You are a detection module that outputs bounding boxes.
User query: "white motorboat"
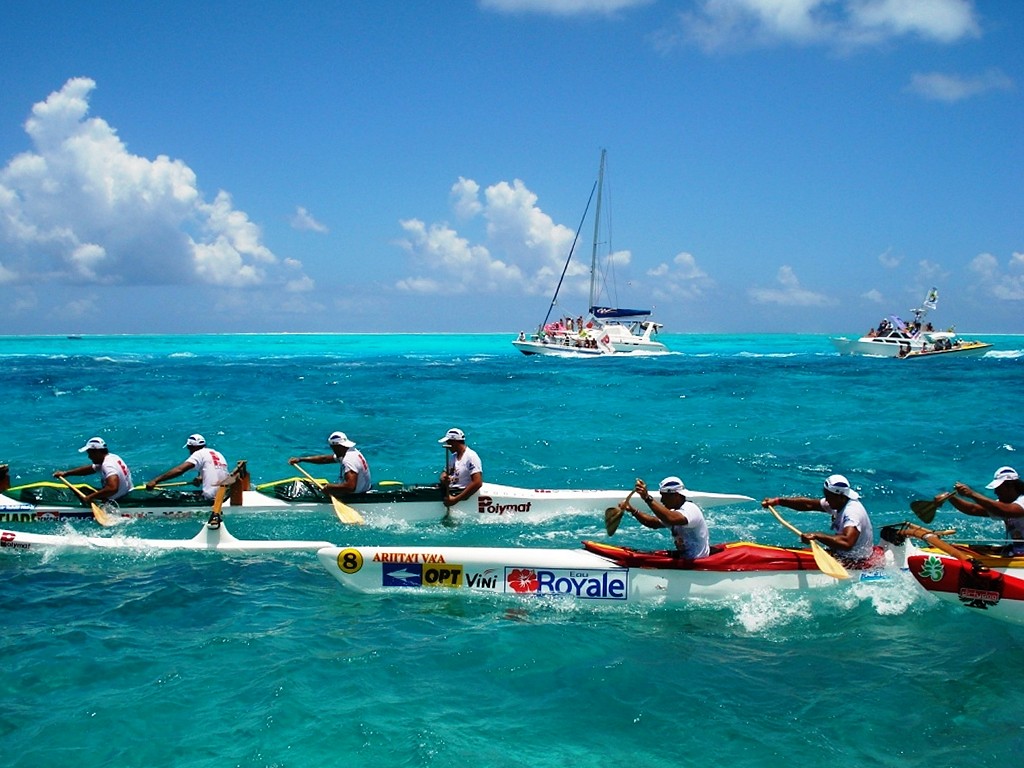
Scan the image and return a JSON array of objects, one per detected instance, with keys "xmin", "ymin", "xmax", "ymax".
[
  {"xmin": 513, "ymin": 149, "xmax": 668, "ymax": 358},
  {"xmin": 831, "ymin": 287, "xmax": 990, "ymax": 358}
]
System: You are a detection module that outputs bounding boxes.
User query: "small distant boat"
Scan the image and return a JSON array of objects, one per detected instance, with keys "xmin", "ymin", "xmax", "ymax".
[
  {"xmin": 66, "ymin": 334, "xmax": 83, "ymax": 340},
  {"xmin": 831, "ymin": 288, "xmax": 991, "ymax": 359},
  {"xmin": 513, "ymin": 150, "xmax": 668, "ymax": 358}
]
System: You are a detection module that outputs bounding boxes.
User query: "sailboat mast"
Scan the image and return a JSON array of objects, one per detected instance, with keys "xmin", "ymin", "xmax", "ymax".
[{"xmin": 588, "ymin": 149, "xmax": 606, "ymax": 313}]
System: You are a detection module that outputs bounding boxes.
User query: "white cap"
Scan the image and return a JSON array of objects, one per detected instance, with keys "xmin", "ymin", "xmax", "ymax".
[
  {"xmin": 438, "ymin": 428, "xmax": 466, "ymax": 445},
  {"xmin": 658, "ymin": 476, "xmax": 686, "ymax": 494},
  {"xmin": 823, "ymin": 474, "xmax": 860, "ymax": 500},
  {"xmin": 328, "ymin": 431, "xmax": 356, "ymax": 448},
  {"xmin": 986, "ymin": 466, "xmax": 1020, "ymax": 489},
  {"xmin": 184, "ymin": 434, "xmax": 206, "ymax": 448},
  {"xmin": 78, "ymin": 437, "xmax": 107, "ymax": 453}
]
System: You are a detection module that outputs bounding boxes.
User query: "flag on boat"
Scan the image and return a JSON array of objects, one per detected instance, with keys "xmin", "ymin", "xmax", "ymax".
[{"xmin": 923, "ymin": 288, "xmax": 938, "ymax": 311}]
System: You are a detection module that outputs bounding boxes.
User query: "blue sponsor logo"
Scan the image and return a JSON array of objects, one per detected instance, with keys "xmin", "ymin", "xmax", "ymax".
[
  {"xmin": 507, "ymin": 567, "xmax": 628, "ymax": 600},
  {"xmin": 382, "ymin": 562, "xmax": 422, "ymax": 587}
]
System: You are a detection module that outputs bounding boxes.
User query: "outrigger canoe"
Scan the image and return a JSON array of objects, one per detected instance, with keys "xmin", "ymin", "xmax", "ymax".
[
  {"xmin": 0, "ymin": 477, "xmax": 754, "ymax": 525},
  {"xmin": 0, "ymin": 521, "xmax": 332, "ymax": 555},
  {"xmin": 902, "ymin": 531, "xmax": 1024, "ymax": 626},
  {"xmin": 316, "ymin": 536, "xmax": 905, "ymax": 604}
]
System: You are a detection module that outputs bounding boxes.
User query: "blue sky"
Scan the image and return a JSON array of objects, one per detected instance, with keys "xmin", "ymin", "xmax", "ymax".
[{"xmin": 0, "ymin": 0, "xmax": 1020, "ymax": 335}]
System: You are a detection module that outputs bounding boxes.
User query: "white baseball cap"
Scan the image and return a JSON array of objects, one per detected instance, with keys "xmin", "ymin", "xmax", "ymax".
[
  {"xmin": 328, "ymin": 431, "xmax": 356, "ymax": 448},
  {"xmin": 986, "ymin": 466, "xmax": 1020, "ymax": 489},
  {"xmin": 438, "ymin": 428, "xmax": 466, "ymax": 445},
  {"xmin": 184, "ymin": 434, "xmax": 206, "ymax": 448},
  {"xmin": 78, "ymin": 437, "xmax": 107, "ymax": 453},
  {"xmin": 658, "ymin": 476, "xmax": 687, "ymax": 494},
  {"xmin": 823, "ymin": 474, "xmax": 860, "ymax": 500}
]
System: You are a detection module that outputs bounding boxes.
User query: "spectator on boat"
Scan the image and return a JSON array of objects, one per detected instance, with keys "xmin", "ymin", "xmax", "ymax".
[
  {"xmin": 762, "ymin": 474, "xmax": 876, "ymax": 565},
  {"xmin": 621, "ymin": 476, "xmax": 710, "ymax": 559},
  {"xmin": 438, "ymin": 427, "xmax": 483, "ymax": 508},
  {"xmin": 946, "ymin": 467, "xmax": 1024, "ymax": 555},
  {"xmin": 53, "ymin": 437, "xmax": 134, "ymax": 503},
  {"xmin": 145, "ymin": 434, "xmax": 230, "ymax": 500},
  {"xmin": 290, "ymin": 431, "xmax": 372, "ymax": 497}
]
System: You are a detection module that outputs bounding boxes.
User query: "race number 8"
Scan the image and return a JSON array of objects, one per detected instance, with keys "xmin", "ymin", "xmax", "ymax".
[{"xmin": 337, "ymin": 548, "xmax": 363, "ymax": 573}]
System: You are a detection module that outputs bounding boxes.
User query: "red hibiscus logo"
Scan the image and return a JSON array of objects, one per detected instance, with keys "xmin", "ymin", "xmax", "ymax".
[{"xmin": 506, "ymin": 568, "xmax": 539, "ymax": 593}]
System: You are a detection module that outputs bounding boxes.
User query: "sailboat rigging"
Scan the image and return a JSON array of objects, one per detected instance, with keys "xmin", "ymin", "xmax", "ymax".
[{"xmin": 512, "ymin": 150, "xmax": 668, "ymax": 358}]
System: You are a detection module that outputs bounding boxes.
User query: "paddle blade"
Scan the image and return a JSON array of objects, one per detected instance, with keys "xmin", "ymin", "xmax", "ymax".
[
  {"xmin": 605, "ymin": 506, "xmax": 624, "ymax": 536},
  {"xmin": 910, "ymin": 499, "xmax": 940, "ymax": 524},
  {"xmin": 810, "ymin": 540, "xmax": 850, "ymax": 580},
  {"xmin": 332, "ymin": 497, "xmax": 365, "ymax": 525},
  {"xmin": 91, "ymin": 502, "xmax": 116, "ymax": 527}
]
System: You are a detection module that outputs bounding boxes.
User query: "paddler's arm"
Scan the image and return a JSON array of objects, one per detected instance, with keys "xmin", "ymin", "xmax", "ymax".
[
  {"xmin": 951, "ymin": 482, "xmax": 1024, "ymax": 518},
  {"xmin": 84, "ymin": 472, "xmax": 122, "ymax": 503},
  {"xmin": 289, "ymin": 454, "xmax": 337, "ymax": 465},
  {"xmin": 443, "ymin": 471, "xmax": 482, "ymax": 508},
  {"xmin": 801, "ymin": 525, "xmax": 859, "ymax": 552},
  {"xmin": 53, "ymin": 464, "xmax": 96, "ymax": 479},
  {"xmin": 146, "ymin": 459, "xmax": 197, "ymax": 490},
  {"xmin": 324, "ymin": 467, "xmax": 359, "ymax": 496},
  {"xmin": 631, "ymin": 479, "xmax": 689, "ymax": 528}
]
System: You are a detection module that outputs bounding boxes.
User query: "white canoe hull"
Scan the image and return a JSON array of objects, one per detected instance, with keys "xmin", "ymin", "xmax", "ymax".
[
  {"xmin": 0, "ymin": 522, "xmax": 332, "ymax": 554},
  {"xmin": 0, "ymin": 483, "xmax": 753, "ymax": 525},
  {"xmin": 317, "ymin": 543, "xmax": 900, "ymax": 604}
]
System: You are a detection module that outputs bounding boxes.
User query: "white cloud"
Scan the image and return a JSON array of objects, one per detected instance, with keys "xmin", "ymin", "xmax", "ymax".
[
  {"xmin": 863, "ymin": 288, "xmax": 884, "ymax": 303},
  {"xmin": 749, "ymin": 265, "xmax": 831, "ymax": 306},
  {"xmin": 915, "ymin": 258, "xmax": 946, "ymax": 285},
  {"xmin": 971, "ymin": 251, "xmax": 1024, "ymax": 300},
  {"xmin": 662, "ymin": 0, "xmax": 981, "ymax": 53},
  {"xmin": 451, "ymin": 177, "xmax": 483, "ymax": 219},
  {"xmin": 878, "ymin": 247, "xmax": 901, "ymax": 268},
  {"xmin": 290, "ymin": 206, "xmax": 328, "ymax": 233},
  {"xmin": 480, "ymin": 0, "xmax": 651, "ymax": 16},
  {"xmin": 396, "ymin": 177, "xmax": 582, "ymax": 296},
  {"xmin": 0, "ymin": 78, "xmax": 310, "ymax": 289},
  {"xmin": 906, "ymin": 69, "xmax": 1014, "ymax": 103},
  {"xmin": 647, "ymin": 251, "xmax": 712, "ymax": 300}
]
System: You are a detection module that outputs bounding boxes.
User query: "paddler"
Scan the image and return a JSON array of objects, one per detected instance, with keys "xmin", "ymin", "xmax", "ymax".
[
  {"xmin": 762, "ymin": 473, "xmax": 877, "ymax": 566},
  {"xmin": 438, "ymin": 427, "xmax": 483, "ymax": 508},
  {"xmin": 290, "ymin": 431, "xmax": 372, "ymax": 497},
  {"xmin": 620, "ymin": 476, "xmax": 710, "ymax": 559},
  {"xmin": 53, "ymin": 437, "xmax": 134, "ymax": 503},
  {"xmin": 944, "ymin": 466, "xmax": 1024, "ymax": 555},
  {"xmin": 145, "ymin": 433, "xmax": 230, "ymax": 500}
]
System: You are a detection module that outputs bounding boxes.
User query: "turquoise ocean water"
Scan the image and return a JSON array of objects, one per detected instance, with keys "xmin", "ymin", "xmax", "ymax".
[{"xmin": 2, "ymin": 332, "xmax": 1023, "ymax": 767}]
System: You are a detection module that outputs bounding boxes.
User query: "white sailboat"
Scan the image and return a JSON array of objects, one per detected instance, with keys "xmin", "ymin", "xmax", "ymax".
[{"xmin": 513, "ymin": 150, "xmax": 668, "ymax": 358}]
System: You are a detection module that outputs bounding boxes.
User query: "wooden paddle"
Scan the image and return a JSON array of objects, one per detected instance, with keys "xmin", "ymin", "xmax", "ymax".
[
  {"xmin": 766, "ymin": 504, "xmax": 850, "ymax": 580},
  {"xmin": 207, "ymin": 484, "xmax": 227, "ymax": 529},
  {"xmin": 910, "ymin": 491, "xmax": 954, "ymax": 524},
  {"xmin": 57, "ymin": 475, "xmax": 115, "ymax": 527},
  {"xmin": 604, "ymin": 490, "xmax": 635, "ymax": 536},
  {"xmin": 206, "ymin": 462, "xmax": 247, "ymax": 528},
  {"xmin": 896, "ymin": 521, "xmax": 978, "ymax": 564},
  {"xmin": 291, "ymin": 463, "xmax": 365, "ymax": 525}
]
